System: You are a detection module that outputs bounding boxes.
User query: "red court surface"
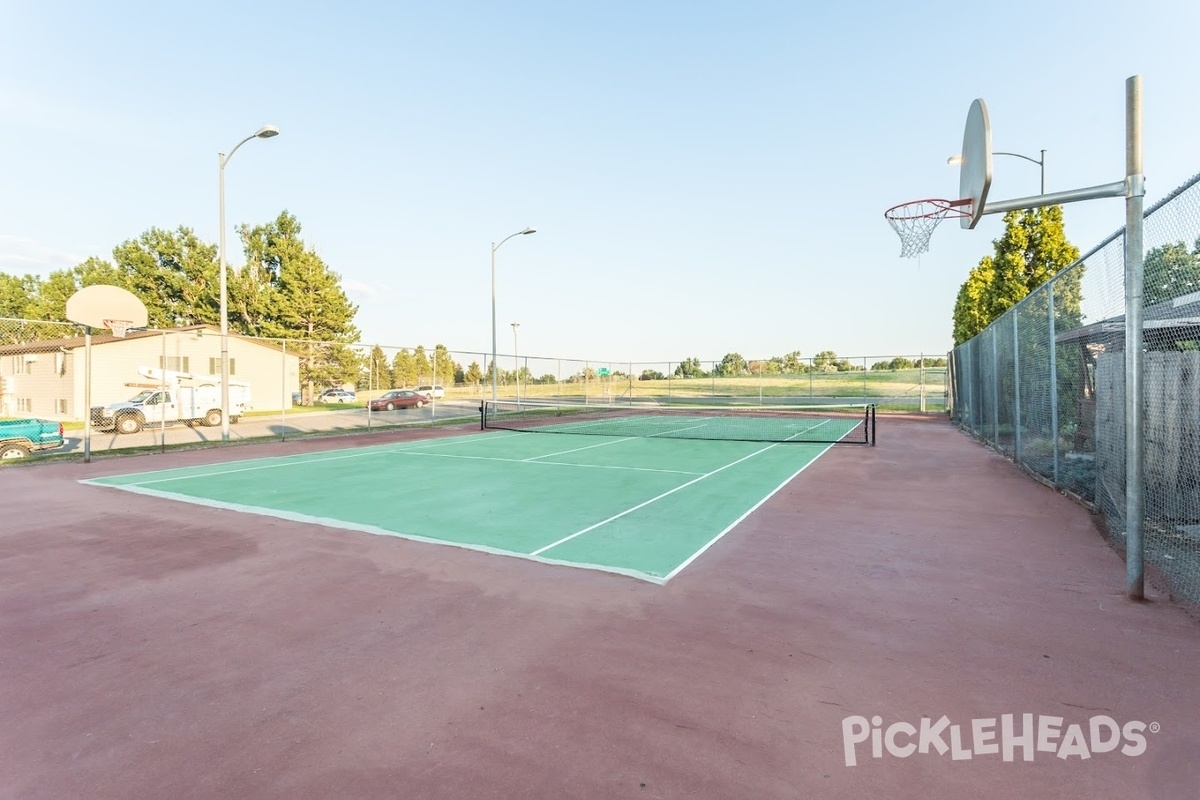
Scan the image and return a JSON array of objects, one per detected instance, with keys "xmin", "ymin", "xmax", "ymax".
[{"xmin": 2, "ymin": 417, "xmax": 1198, "ymax": 799}]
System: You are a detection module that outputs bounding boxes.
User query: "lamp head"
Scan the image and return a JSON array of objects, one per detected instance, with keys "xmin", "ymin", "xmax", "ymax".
[
  {"xmin": 520, "ymin": 227, "xmax": 536, "ymax": 235},
  {"xmin": 947, "ymin": 154, "xmax": 963, "ymax": 166},
  {"xmin": 256, "ymin": 125, "xmax": 280, "ymax": 139}
]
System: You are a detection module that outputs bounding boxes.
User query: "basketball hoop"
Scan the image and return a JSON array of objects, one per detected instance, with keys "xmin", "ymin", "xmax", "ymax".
[
  {"xmin": 103, "ymin": 319, "xmax": 133, "ymax": 338},
  {"xmin": 884, "ymin": 198, "xmax": 972, "ymax": 258}
]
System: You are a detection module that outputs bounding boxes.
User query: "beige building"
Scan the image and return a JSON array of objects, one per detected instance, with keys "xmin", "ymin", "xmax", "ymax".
[{"xmin": 0, "ymin": 325, "xmax": 300, "ymax": 421}]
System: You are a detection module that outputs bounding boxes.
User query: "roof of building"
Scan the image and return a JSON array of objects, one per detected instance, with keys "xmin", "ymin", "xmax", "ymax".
[{"xmin": 0, "ymin": 324, "xmax": 288, "ymax": 356}]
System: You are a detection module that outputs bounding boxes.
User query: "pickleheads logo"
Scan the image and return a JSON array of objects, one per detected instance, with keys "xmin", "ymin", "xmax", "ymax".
[{"xmin": 841, "ymin": 714, "xmax": 1158, "ymax": 767}]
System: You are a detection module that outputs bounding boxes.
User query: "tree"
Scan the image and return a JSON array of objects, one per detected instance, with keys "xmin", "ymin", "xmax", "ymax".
[
  {"xmin": 953, "ymin": 206, "xmax": 1081, "ymax": 345},
  {"xmin": 773, "ymin": 350, "xmax": 803, "ymax": 374},
  {"xmin": 1143, "ymin": 239, "xmax": 1200, "ymax": 306},
  {"xmin": 639, "ymin": 369, "xmax": 666, "ymax": 380},
  {"xmin": 714, "ymin": 353, "xmax": 746, "ymax": 376},
  {"xmin": 812, "ymin": 350, "xmax": 839, "ymax": 371},
  {"xmin": 367, "ymin": 345, "xmax": 392, "ymax": 389},
  {"xmin": 953, "ymin": 257, "xmax": 995, "ymax": 345},
  {"xmin": 871, "ymin": 357, "xmax": 915, "ymax": 371},
  {"xmin": 673, "ymin": 357, "xmax": 706, "ymax": 378},
  {"xmin": 413, "ymin": 346, "xmax": 432, "ymax": 384},
  {"xmin": 430, "ymin": 344, "xmax": 458, "ymax": 385},
  {"xmin": 113, "ymin": 227, "xmax": 219, "ymax": 329},
  {"xmin": 464, "ymin": 361, "xmax": 484, "ymax": 386},
  {"xmin": 0, "ymin": 273, "xmax": 36, "ymax": 318},
  {"xmin": 392, "ymin": 349, "xmax": 417, "ymax": 387}
]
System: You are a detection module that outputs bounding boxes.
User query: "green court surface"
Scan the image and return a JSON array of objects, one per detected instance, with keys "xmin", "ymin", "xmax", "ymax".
[{"xmin": 82, "ymin": 429, "xmax": 841, "ymax": 583}]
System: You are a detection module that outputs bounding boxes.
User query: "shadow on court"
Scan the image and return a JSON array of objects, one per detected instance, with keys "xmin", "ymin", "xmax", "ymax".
[{"xmin": 1, "ymin": 416, "xmax": 1197, "ymax": 799}]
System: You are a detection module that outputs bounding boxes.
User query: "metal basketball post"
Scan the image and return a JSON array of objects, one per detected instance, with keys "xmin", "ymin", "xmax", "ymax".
[
  {"xmin": 1124, "ymin": 77, "xmax": 1145, "ymax": 600},
  {"xmin": 886, "ymin": 75, "xmax": 1146, "ymax": 599}
]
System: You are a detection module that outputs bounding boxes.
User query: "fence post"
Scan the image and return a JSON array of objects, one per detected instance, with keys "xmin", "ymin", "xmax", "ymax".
[
  {"xmin": 991, "ymin": 327, "xmax": 1000, "ymax": 445},
  {"xmin": 862, "ymin": 356, "xmax": 868, "ymax": 403},
  {"xmin": 1048, "ymin": 283, "xmax": 1059, "ymax": 483},
  {"xmin": 920, "ymin": 353, "xmax": 926, "ymax": 413},
  {"xmin": 281, "ymin": 339, "xmax": 287, "ymax": 440},
  {"xmin": 961, "ymin": 346, "xmax": 970, "ymax": 430},
  {"xmin": 1013, "ymin": 311, "xmax": 1021, "ymax": 463}
]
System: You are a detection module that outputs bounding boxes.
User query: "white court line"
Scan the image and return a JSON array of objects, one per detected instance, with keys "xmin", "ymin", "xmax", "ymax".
[
  {"xmin": 523, "ymin": 436, "xmax": 640, "ymax": 461},
  {"xmin": 661, "ymin": 442, "xmax": 835, "ymax": 581},
  {"xmin": 529, "ymin": 442, "xmax": 782, "ymax": 556},
  {"xmin": 392, "ymin": 450, "xmax": 703, "ymax": 476},
  {"xmin": 82, "ymin": 432, "xmax": 525, "ymax": 487},
  {"xmin": 86, "ymin": 481, "xmax": 669, "ymax": 585}
]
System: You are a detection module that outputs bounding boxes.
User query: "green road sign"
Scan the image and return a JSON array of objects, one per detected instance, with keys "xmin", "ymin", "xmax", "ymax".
[{"xmin": 597, "ymin": 368, "xmax": 610, "ymax": 376}]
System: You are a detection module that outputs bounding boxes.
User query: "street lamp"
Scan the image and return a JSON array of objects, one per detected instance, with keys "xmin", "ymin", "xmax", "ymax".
[
  {"xmin": 219, "ymin": 124, "xmax": 279, "ymax": 441},
  {"xmin": 948, "ymin": 149, "xmax": 1046, "ymax": 195},
  {"xmin": 511, "ymin": 322, "xmax": 520, "ymax": 402},
  {"xmin": 491, "ymin": 227, "xmax": 536, "ymax": 402}
]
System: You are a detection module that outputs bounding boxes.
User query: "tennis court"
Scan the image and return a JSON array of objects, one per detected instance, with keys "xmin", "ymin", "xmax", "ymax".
[{"xmin": 81, "ymin": 402, "xmax": 872, "ymax": 582}]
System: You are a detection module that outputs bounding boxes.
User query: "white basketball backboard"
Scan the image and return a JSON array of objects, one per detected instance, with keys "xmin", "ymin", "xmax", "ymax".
[
  {"xmin": 65, "ymin": 284, "xmax": 149, "ymax": 334},
  {"xmin": 959, "ymin": 99, "xmax": 993, "ymax": 229}
]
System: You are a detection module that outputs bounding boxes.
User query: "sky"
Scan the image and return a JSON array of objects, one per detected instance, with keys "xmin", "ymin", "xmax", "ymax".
[{"xmin": 3, "ymin": 0, "xmax": 1199, "ymax": 366}]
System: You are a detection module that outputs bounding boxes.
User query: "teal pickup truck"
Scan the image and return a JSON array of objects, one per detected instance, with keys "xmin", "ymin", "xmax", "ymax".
[{"xmin": 0, "ymin": 418, "xmax": 66, "ymax": 460}]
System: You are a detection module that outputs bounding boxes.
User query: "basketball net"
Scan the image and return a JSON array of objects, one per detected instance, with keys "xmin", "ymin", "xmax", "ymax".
[
  {"xmin": 104, "ymin": 319, "xmax": 132, "ymax": 338},
  {"xmin": 884, "ymin": 198, "xmax": 972, "ymax": 258}
]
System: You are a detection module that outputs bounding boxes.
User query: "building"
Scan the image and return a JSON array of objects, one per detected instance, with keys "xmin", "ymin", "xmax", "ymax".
[{"xmin": 0, "ymin": 325, "xmax": 300, "ymax": 421}]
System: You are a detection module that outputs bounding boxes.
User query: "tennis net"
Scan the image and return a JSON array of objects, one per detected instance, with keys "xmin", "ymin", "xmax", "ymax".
[{"xmin": 481, "ymin": 400, "xmax": 876, "ymax": 445}]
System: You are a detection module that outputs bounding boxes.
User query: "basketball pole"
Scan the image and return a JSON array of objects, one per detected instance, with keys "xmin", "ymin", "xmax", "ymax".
[
  {"xmin": 83, "ymin": 329, "xmax": 92, "ymax": 464},
  {"xmin": 1124, "ymin": 75, "xmax": 1146, "ymax": 600}
]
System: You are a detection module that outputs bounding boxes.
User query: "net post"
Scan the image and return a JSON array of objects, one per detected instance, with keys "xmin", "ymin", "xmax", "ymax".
[
  {"xmin": 871, "ymin": 404, "xmax": 876, "ymax": 446},
  {"xmin": 479, "ymin": 401, "xmax": 486, "ymax": 430}
]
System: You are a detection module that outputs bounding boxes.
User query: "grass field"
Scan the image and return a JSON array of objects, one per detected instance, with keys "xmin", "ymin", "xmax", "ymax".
[{"xmin": 424, "ymin": 367, "xmax": 949, "ymax": 409}]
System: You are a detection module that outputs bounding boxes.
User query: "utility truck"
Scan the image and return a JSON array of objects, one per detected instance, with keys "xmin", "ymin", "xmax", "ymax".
[{"xmin": 91, "ymin": 367, "xmax": 251, "ymax": 434}]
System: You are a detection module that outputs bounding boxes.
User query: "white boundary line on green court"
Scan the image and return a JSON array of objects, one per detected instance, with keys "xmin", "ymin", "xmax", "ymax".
[
  {"xmin": 529, "ymin": 441, "xmax": 792, "ymax": 557},
  {"xmin": 80, "ymin": 431, "xmax": 525, "ymax": 486},
  {"xmin": 80, "ymin": 423, "xmax": 857, "ymax": 584},
  {"xmin": 661, "ymin": 442, "xmax": 834, "ymax": 582},
  {"xmin": 395, "ymin": 451, "xmax": 704, "ymax": 476},
  {"xmin": 74, "ymin": 480, "xmax": 671, "ymax": 585}
]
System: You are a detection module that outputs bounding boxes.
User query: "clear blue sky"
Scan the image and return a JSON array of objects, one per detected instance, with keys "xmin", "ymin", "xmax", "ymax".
[{"xmin": 3, "ymin": 0, "xmax": 1198, "ymax": 365}]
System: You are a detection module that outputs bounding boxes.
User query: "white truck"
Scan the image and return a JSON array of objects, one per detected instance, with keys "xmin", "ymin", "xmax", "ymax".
[{"xmin": 91, "ymin": 367, "xmax": 252, "ymax": 434}]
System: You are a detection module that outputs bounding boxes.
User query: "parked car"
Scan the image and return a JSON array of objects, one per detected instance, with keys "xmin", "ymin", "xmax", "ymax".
[
  {"xmin": 0, "ymin": 418, "xmax": 65, "ymax": 460},
  {"xmin": 415, "ymin": 384, "xmax": 445, "ymax": 399},
  {"xmin": 368, "ymin": 389, "xmax": 431, "ymax": 411},
  {"xmin": 318, "ymin": 389, "xmax": 357, "ymax": 404}
]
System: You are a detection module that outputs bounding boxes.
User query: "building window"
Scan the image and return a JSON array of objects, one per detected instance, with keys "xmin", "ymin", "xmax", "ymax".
[
  {"xmin": 208, "ymin": 357, "xmax": 235, "ymax": 376},
  {"xmin": 17, "ymin": 398, "xmax": 32, "ymax": 413},
  {"xmin": 159, "ymin": 356, "xmax": 190, "ymax": 373},
  {"xmin": 57, "ymin": 399, "xmax": 68, "ymax": 414}
]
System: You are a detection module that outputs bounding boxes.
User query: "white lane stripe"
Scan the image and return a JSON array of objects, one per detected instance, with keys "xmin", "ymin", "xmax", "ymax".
[{"xmin": 530, "ymin": 442, "xmax": 781, "ymax": 556}]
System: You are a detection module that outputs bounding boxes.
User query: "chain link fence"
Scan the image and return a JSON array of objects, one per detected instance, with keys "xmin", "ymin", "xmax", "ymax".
[
  {"xmin": 0, "ymin": 315, "xmax": 947, "ymax": 461},
  {"xmin": 950, "ymin": 171, "xmax": 1200, "ymax": 605}
]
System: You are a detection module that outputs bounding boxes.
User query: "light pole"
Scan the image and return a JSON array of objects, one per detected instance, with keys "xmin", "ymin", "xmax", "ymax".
[
  {"xmin": 948, "ymin": 149, "xmax": 1045, "ymax": 194},
  {"xmin": 219, "ymin": 124, "xmax": 279, "ymax": 441},
  {"xmin": 511, "ymin": 322, "xmax": 520, "ymax": 401},
  {"xmin": 491, "ymin": 227, "xmax": 536, "ymax": 402}
]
